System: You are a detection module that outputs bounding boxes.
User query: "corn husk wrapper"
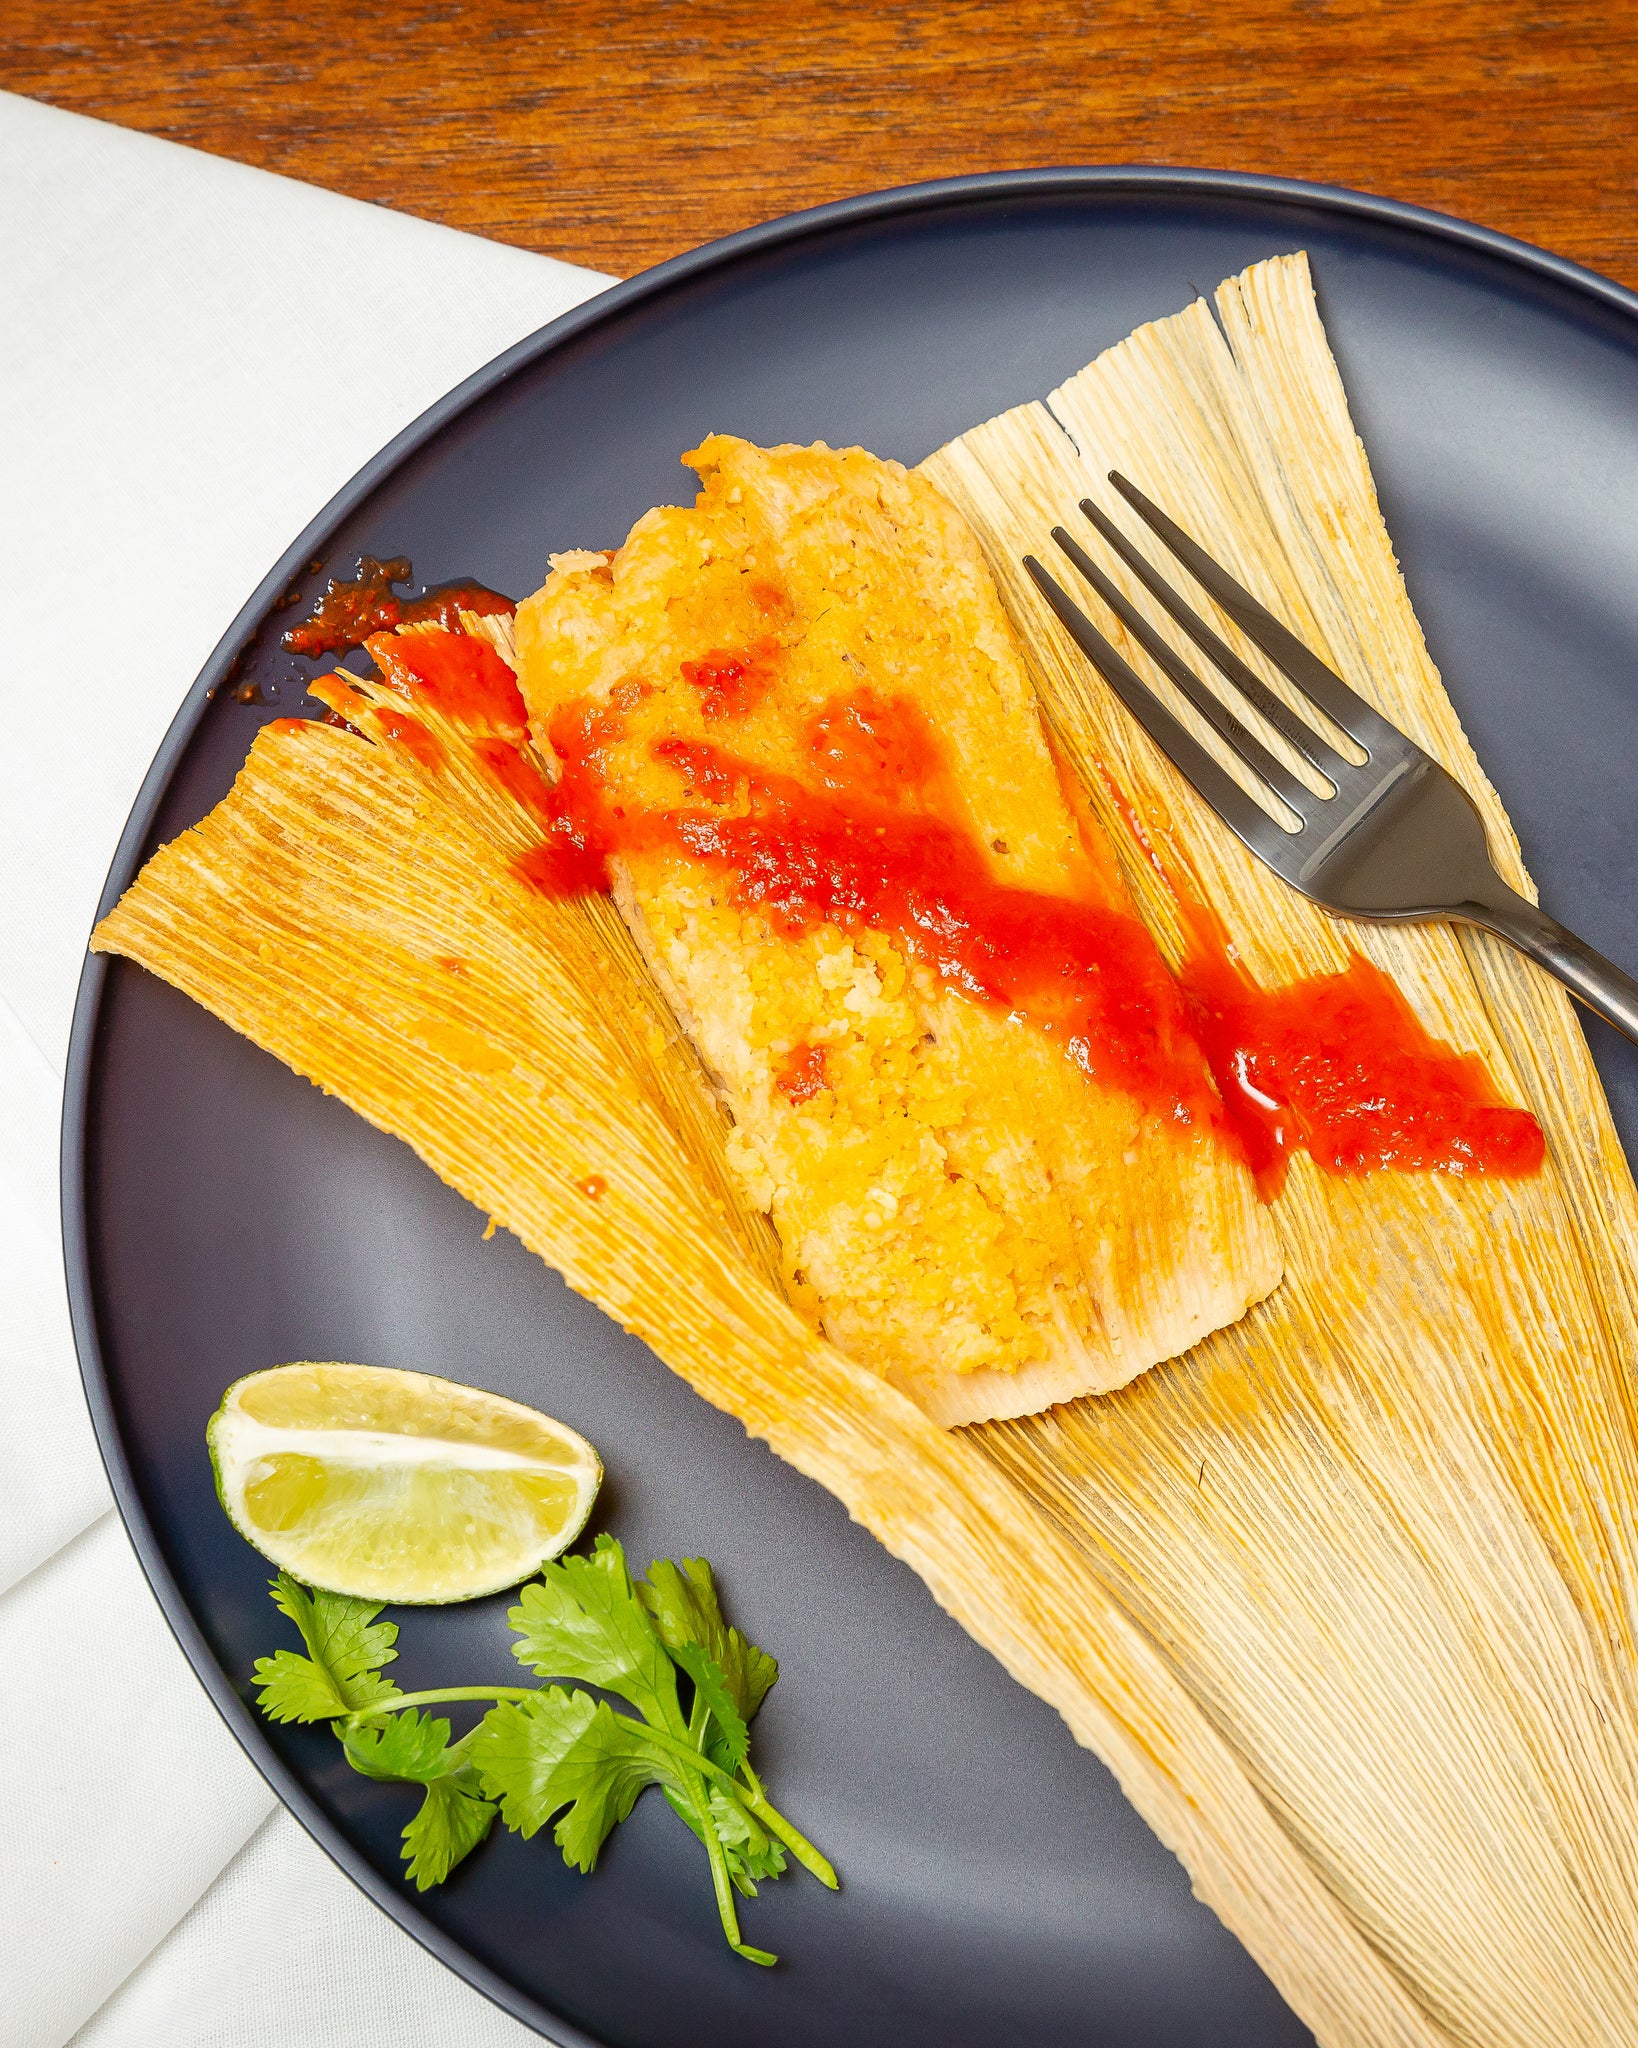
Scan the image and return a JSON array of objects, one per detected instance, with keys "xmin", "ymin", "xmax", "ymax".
[{"xmin": 94, "ymin": 256, "xmax": 1638, "ymax": 2046}]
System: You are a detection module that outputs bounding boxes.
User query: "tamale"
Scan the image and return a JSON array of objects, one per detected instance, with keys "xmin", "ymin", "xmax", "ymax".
[
  {"xmin": 513, "ymin": 436, "xmax": 1281, "ymax": 1423},
  {"xmin": 91, "ymin": 256, "xmax": 1638, "ymax": 2045}
]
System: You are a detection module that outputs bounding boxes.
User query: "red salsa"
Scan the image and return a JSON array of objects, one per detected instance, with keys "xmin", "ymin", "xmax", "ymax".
[
  {"xmin": 283, "ymin": 555, "xmax": 514, "ymax": 660},
  {"xmin": 513, "ymin": 691, "xmax": 1243, "ymax": 1133},
  {"xmin": 680, "ymin": 641, "xmax": 780, "ymax": 722},
  {"xmin": 1180, "ymin": 916, "xmax": 1545, "ymax": 1197},
  {"xmin": 364, "ymin": 622, "xmax": 1545, "ymax": 1193},
  {"xmin": 776, "ymin": 1041, "xmax": 832, "ymax": 1104},
  {"xmin": 372, "ymin": 627, "xmax": 527, "ymax": 730}
]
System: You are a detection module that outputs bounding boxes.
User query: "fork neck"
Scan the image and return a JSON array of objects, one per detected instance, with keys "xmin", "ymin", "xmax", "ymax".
[{"xmin": 1461, "ymin": 880, "xmax": 1638, "ymax": 1045}]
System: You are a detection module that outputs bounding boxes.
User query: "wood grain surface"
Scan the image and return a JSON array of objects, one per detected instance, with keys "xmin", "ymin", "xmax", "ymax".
[{"xmin": 6, "ymin": 0, "xmax": 1638, "ymax": 287}]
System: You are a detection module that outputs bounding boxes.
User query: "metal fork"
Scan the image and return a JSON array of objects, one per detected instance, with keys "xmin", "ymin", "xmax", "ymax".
[{"xmin": 1024, "ymin": 475, "xmax": 1638, "ymax": 1044}]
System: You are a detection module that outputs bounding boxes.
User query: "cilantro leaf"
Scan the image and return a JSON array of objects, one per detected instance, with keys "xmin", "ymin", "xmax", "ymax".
[
  {"xmin": 341, "ymin": 1708, "xmax": 454, "ymax": 1783},
  {"xmin": 402, "ymin": 1768, "xmax": 496, "ymax": 1890},
  {"xmin": 252, "ymin": 1574, "xmax": 401, "ymax": 1723},
  {"xmin": 670, "ymin": 1642, "xmax": 751, "ymax": 1774},
  {"xmin": 713, "ymin": 1796, "xmax": 787, "ymax": 1886},
  {"xmin": 240, "ymin": 1545, "xmax": 835, "ymax": 1961},
  {"xmin": 469, "ymin": 1687, "xmax": 597, "ymax": 1836},
  {"xmin": 271, "ymin": 1574, "xmax": 400, "ymax": 1703},
  {"xmin": 712, "ymin": 1788, "xmax": 787, "ymax": 1890},
  {"xmin": 639, "ymin": 1557, "xmax": 777, "ymax": 1731},
  {"xmin": 253, "ymin": 1648, "xmax": 353, "ymax": 1725},
  {"xmin": 664, "ymin": 1783, "xmax": 787, "ymax": 1897},
  {"xmin": 551, "ymin": 1710, "xmax": 668, "ymax": 1874},
  {"xmin": 470, "ymin": 1688, "xmax": 673, "ymax": 1873},
  {"xmin": 339, "ymin": 1710, "xmax": 495, "ymax": 1889},
  {"xmin": 508, "ymin": 1535, "xmax": 683, "ymax": 1733}
]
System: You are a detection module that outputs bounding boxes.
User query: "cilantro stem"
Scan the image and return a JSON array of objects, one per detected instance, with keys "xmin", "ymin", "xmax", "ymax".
[
  {"xmin": 637, "ymin": 1725, "xmax": 838, "ymax": 1892},
  {"xmin": 737, "ymin": 1764, "xmax": 839, "ymax": 1892},
  {"xmin": 683, "ymin": 1766, "xmax": 776, "ymax": 1967},
  {"xmin": 346, "ymin": 1686, "xmax": 535, "ymax": 1719}
]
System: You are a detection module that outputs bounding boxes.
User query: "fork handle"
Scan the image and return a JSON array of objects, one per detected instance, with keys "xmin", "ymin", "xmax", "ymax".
[{"xmin": 1465, "ymin": 884, "xmax": 1638, "ymax": 1045}]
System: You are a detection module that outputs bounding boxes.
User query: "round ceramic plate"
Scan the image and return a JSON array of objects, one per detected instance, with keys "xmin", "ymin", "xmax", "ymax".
[{"xmin": 63, "ymin": 170, "xmax": 1638, "ymax": 2048}]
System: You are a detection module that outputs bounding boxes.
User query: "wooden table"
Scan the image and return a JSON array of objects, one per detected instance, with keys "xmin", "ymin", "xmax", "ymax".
[{"xmin": 7, "ymin": 0, "xmax": 1637, "ymax": 288}]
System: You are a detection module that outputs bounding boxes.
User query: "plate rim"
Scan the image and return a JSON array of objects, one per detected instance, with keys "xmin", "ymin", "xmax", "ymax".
[{"xmin": 59, "ymin": 163, "xmax": 1638, "ymax": 2047}]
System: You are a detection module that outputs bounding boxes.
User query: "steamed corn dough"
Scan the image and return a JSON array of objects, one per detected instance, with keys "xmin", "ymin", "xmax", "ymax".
[
  {"xmin": 514, "ymin": 439, "xmax": 1280, "ymax": 1425},
  {"xmin": 92, "ymin": 252, "xmax": 1638, "ymax": 2047}
]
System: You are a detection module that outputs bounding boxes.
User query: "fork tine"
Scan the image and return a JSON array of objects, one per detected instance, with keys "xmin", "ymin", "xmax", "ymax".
[
  {"xmin": 1078, "ymin": 498, "xmax": 1349, "ymax": 779},
  {"xmin": 1050, "ymin": 526, "xmax": 1321, "ymax": 820},
  {"xmin": 1023, "ymin": 556, "xmax": 1296, "ymax": 864},
  {"xmin": 1106, "ymin": 472, "xmax": 1397, "ymax": 753}
]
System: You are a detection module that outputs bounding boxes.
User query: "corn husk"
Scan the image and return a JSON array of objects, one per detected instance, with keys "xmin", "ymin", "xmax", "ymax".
[
  {"xmin": 923, "ymin": 252, "xmax": 1638, "ymax": 2045},
  {"xmin": 93, "ymin": 255, "xmax": 1638, "ymax": 2045}
]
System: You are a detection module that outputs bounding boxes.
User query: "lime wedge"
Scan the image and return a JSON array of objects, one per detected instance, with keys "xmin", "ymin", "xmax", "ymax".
[{"xmin": 208, "ymin": 1362, "xmax": 602, "ymax": 1603}]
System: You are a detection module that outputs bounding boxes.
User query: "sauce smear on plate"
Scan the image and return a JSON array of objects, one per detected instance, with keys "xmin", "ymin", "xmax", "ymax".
[{"xmin": 284, "ymin": 556, "xmax": 514, "ymax": 660}]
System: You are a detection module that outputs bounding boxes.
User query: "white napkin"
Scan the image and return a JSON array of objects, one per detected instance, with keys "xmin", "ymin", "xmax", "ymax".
[
  {"xmin": 74, "ymin": 1812, "xmax": 543, "ymax": 2048},
  {"xmin": 0, "ymin": 90, "xmax": 612, "ymax": 2045},
  {"xmin": 0, "ymin": 988, "xmax": 106, "ymax": 1592}
]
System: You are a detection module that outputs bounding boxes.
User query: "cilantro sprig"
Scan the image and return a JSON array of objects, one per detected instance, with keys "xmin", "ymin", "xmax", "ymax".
[{"xmin": 251, "ymin": 1534, "xmax": 835, "ymax": 1962}]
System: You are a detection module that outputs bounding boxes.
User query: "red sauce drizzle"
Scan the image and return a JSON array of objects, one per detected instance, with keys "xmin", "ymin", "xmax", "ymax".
[
  {"xmin": 512, "ymin": 695, "xmax": 636, "ymax": 895},
  {"xmin": 515, "ymin": 693, "xmax": 1227, "ymax": 1127},
  {"xmin": 283, "ymin": 556, "xmax": 514, "ymax": 660},
  {"xmin": 471, "ymin": 735, "xmax": 555, "ymax": 820},
  {"xmin": 356, "ymin": 627, "xmax": 1542, "ymax": 1193},
  {"xmin": 651, "ymin": 734, "xmax": 736, "ymax": 803},
  {"xmin": 680, "ymin": 639, "xmax": 779, "ymax": 721},
  {"xmin": 577, "ymin": 1174, "xmax": 608, "ymax": 1201},
  {"xmin": 330, "ymin": 629, "xmax": 556, "ymax": 847},
  {"xmin": 1075, "ymin": 761, "xmax": 1544, "ymax": 1190},
  {"xmin": 372, "ymin": 706, "xmax": 444, "ymax": 773},
  {"xmin": 805, "ymin": 685, "xmax": 949, "ymax": 810},
  {"xmin": 1180, "ymin": 918, "xmax": 1545, "ymax": 1196},
  {"xmin": 777, "ymin": 1042, "xmax": 831, "ymax": 1103},
  {"xmin": 373, "ymin": 628, "xmax": 527, "ymax": 730}
]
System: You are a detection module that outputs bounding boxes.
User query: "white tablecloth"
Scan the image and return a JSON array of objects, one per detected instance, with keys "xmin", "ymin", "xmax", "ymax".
[{"xmin": 0, "ymin": 90, "xmax": 614, "ymax": 2045}]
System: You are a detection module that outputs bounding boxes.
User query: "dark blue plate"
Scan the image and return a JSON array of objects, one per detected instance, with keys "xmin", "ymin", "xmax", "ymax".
[{"xmin": 62, "ymin": 170, "xmax": 1638, "ymax": 2048}]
